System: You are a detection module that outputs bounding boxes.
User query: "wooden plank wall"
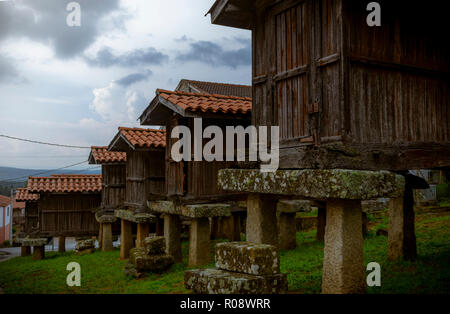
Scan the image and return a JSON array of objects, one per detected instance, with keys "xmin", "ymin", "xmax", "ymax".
[{"xmin": 102, "ymin": 164, "xmax": 126, "ymax": 208}]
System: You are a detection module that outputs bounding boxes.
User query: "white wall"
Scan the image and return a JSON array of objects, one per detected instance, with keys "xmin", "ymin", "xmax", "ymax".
[{"xmin": 0, "ymin": 206, "xmax": 3, "ymax": 227}]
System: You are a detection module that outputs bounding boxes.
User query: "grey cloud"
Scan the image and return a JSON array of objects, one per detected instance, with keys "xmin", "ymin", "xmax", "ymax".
[
  {"xmin": 0, "ymin": 56, "xmax": 26, "ymax": 84},
  {"xmin": 0, "ymin": 0, "xmax": 125, "ymax": 59},
  {"xmin": 85, "ymin": 47, "xmax": 169, "ymax": 68},
  {"xmin": 176, "ymin": 38, "xmax": 251, "ymax": 69},
  {"xmin": 116, "ymin": 70, "xmax": 153, "ymax": 87}
]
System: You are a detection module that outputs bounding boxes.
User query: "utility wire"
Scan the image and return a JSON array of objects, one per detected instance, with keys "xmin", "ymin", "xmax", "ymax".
[
  {"xmin": 0, "ymin": 160, "xmax": 91, "ymax": 182},
  {"xmin": 0, "ymin": 134, "xmax": 90, "ymax": 149}
]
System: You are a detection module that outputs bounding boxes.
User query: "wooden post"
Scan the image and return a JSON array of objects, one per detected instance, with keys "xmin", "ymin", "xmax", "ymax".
[
  {"xmin": 322, "ymin": 200, "xmax": 365, "ymax": 294},
  {"xmin": 120, "ymin": 219, "xmax": 133, "ymax": 260},
  {"xmin": 188, "ymin": 217, "xmax": 210, "ymax": 266},
  {"xmin": 136, "ymin": 223, "xmax": 149, "ymax": 248},
  {"xmin": 164, "ymin": 214, "xmax": 182, "ymax": 263},
  {"xmin": 102, "ymin": 223, "xmax": 113, "ymax": 252},
  {"xmin": 58, "ymin": 236, "xmax": 66, "ymax": 253},
  {"xmin": 246, "ymin": 194, "xmax": 278, "ymax": 245}
]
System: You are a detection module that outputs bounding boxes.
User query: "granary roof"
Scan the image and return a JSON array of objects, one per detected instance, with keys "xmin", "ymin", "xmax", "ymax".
[
  {"xmin": 0, "ymin": 195, "xmax": 11, "ymax": 207},
  {"xmin": 208, "ymin": 0, "xmax": 255, "ymax": 30},
  {"xmin": 176, "ymin": 79, "xmax": 252, "ymax": 98},
  {"xmin": 27, "ymin": 175, "xmax": 102, "ymax": 193},
  {"xmin": 139, "ymin": 89, "xmax": 252, "ymax": 125},
  {"xmin": 88, "ymin": 146, "xmax": 127, "ymax": 165},
  {"xmin": 15, "ymin": 188, "xmax": 39, "ymax": 202},
  {"xmin": 108, "ymin": 127, "xmax": 166, "ymax": 152}
]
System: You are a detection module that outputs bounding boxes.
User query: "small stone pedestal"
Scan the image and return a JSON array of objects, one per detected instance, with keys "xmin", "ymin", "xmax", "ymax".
[
  {"xmin": 149, "ymin": 201, "xmax": 231, "ymax": 267},
  {"xmin": 75, "ymin": 238, "xmax": 95, "ymax": 255},
  {"xmin": 136, "ymin": 223, "xmax": 150, "ymax": 248},
  {"xmin": 277, "ymin": 200, "xmax": 311, "ymax": 250},
  {"xmin": 218, "ymin": 168, "xmax": 405, "ymax": 294},
  {"xmin": 96, "ymin": 214, "xmax": 116, "ymax": 252},
  {"xmin": 33, "ymin": 246, "xmax": 45, "ymax": 260},
  {"xmin": 185, "ymin": 242, "xmax": 287, "ymax": 294},
  {"xmin": 21, "ymin": 246, "xmax": 31, "ymax": 257}
]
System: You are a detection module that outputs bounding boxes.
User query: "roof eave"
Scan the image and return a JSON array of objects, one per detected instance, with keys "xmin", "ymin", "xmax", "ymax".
[{"xmin": 208, "ymin": 0, "xmax": 256, "ymax": 30}]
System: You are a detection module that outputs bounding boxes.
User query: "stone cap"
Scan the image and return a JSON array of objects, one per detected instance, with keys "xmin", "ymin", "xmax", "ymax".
[
  {"xmin": 361, "ymin": 199, "xmax": 389, "ymax": 213},
  {"xmin": 218, "ymin": 169, "xmax": 405, "ymax": 200},
  {"xmin": 277, "ymin": 200, "xmax": 311, "ymax": 213},
  {"xmin": 148, "ymin": 201, "xmax": 231, "ymax": 218},
  {"xmin": 95, "ymin": 212, "xmax": 117, "ymax": 224},
  {"xmin": 18, "ymin": 238, "xmax": 48, "ymax": 246},
  {"xmin": 114, "ymin": 209, "xmax": 156, "ymax": 223}
]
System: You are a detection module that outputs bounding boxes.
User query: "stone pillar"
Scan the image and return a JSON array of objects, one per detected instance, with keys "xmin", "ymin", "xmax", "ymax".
[
  {"xmin": 322, "ymin": 200, "xmax": 365, "ymax": 294},
  {"xmin": 136, "ymin": 223, "xmax": 150, "ymax": 248},
  {"xmin": 120, "ymin": 219, "xmax": 133, "ymax": 260},
  {"xmin": 156, "ymin": 216, "xmax": 164, "ymax": 237},
  {"xmin": 33, "ymin": 245, "xmax": 45, "ymax": 260},
  {"xmin": 279, "ymin": 212, "xmax": 297, "ymax": 250},
  {"xmin": 188, "ymin": 217, "xmax": 211, "ymax": 266},
  {"xmin": 21, "ymin": 246, "xmax": 31, "ymax": 257},
  {"xmin": 362, "ymin": 212, "xmax": 368, "ymax": 238},
  {"xmin": 58, "ymin": 236, "xmax": 66, "ymax": 253},
  {"xmin": 98, "ymin": 223, "xmax": 103, "ymax": 250},
  {"xmin": 222, "ymin": 214, "xmax": 241, "ymax": 242},
  {"xmin": 388, "ymin": 190, "xmax": 416, "ymax": 261},
  {"xmin": 210, "ymin": 217, "xmax": 219, "ymax": 239},
  {"xmin": 164, "ymin": 214, "xmax": 182, "ymax": 263},
  {"xmin": 102, "ymin": 223, "xmax": 113, "ymax": 252},
  {"xmin": 316, "ymin": 206, "xmax": 326, "ymax": 242},
  {"xmin": 246, "ymin": 194, "xmax": 278, "ymax": 245}
]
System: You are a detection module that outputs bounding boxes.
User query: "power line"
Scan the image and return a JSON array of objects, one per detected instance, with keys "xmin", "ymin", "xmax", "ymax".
[
  {"xmin": 0, "ymin": 134, "xmax": 91, "ymax": 149},
  {"xmin": 0, "ymin": 160, "xmax": 91, "ymax": 182}
]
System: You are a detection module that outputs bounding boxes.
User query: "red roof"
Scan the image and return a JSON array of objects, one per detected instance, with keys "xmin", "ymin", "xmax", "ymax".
[
  {"xmin": 178, "ymin": 79, "xmax": 252, "ymax": 98},
  {"xmin": 0, "ymin": 195, "xmax": 10, "ymax": 207},
  {"xmin": 15, "ymin": 188, "xmax": 38, "ymax": 202},
  {"xmin": 27, "ymin": 175, "xmax": 102, "ymax": 193},
  {"xmin": 89, "ymin": 146, "xmax": 126, "ymax": 164},
  {"xmin": 157, "ymin": 89, "xmax": 252, "ymax": 115},
  {"xmin": 117, "ymin": 127, "xmax": 166, "ymax": 149}
]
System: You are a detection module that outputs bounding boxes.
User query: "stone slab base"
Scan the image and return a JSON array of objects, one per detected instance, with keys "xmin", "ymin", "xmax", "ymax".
[
  {"xmin": 148, "ymin": 201, "xmax": 231, "ymax": 218},
  {"xmin": 115, "ymin": 209, "xmax": 156, "ymax": 223},
  {"xmin": 185, "ymin": 269, "xmax": 287, "ymax": 294},
  {"xmin": 277, "ymin": 200, "xmax": 311, "ymax": 213}
]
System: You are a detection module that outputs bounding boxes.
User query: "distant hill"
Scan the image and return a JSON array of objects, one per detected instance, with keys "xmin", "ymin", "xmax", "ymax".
[{"xmin": 0, "ymin": 166, "xmax": 101, "ymax": 182}]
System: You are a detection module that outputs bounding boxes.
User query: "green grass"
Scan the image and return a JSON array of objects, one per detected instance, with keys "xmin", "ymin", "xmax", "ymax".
[{"xmin": 1, "ymin": 211, "xmax": 449, "ymax": 294}]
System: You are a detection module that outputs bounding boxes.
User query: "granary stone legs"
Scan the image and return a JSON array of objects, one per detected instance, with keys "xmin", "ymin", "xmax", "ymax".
[
  {"xmin": 136, "ymin": 223, "xmax": 150, "ymax": 248},
  {"xmin": 188, "ymin": 217, "xmax": 211, "ymax": 267},
  {"xmin": 58, "ymin": 236, "xmax": 66, "ymax": 253},
  {"xmin": 322, "ymin": 200, "xmax": 365, "ymax": 294},
  {"xmin": 33, "ymin": 245, "xmax": 45, "ymax": 260},
  {"xmin": 120, "ymin": 220, "xmax": 133, "ymax": 259},
  {"xmin": 277, "ymin": 200, "xmax": 311, "ymax": 250},
  {"xmin": 164, "ymin": 214, "xmax": 182, "ymax": 263},
  {"xmin": 362, "ymin": 212, "xmax": 368, "ymax": 238},
  {"xmin": 156, "ymin": 216, "xmax": 164, "ymax": 237},
  {"xmin": 102, "ymin": 223, "xmax": 113, "ymax": 252},
  {"xmin": 221, "ymin": 213, "xmax": 241, "ymax": 242},
  {"xmin": 246, "ymin": 194, "xmax": 278, "ymax": 246},
  {"xmin": 21, "ymin": 246, "xmax": 31, "ymax": 257}
]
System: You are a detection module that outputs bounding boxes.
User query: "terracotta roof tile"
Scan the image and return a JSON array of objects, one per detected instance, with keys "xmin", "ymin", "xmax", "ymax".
[
  {"xmin": 27, "ymin": 175, "xmax": 102, "ymax": 193},
  {"xmin": 182, "ymin": 80, "xmax": 252, "ymax": 98},
  {"xmin": 0, "ymin": 195, "xmax": 10, "ymax": 207},
  {"xmin": 157, "ymin": 89, "xmax": 252, "ymax": 115},
  {"xmin": 15, "ymin": 188, "xmax": 39, "ymax": 202},
  {"xmin": 89, "ymin": 146, "xmax": 126, "ymax": 164},
  {"xmin": 118, "ymin": 127, "xmax": 166, "ymax": 149}
]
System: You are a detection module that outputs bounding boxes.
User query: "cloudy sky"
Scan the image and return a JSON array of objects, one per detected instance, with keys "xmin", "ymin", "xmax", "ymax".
[{"xmin": 0, "ymin": 0, "xmax": 251, "ymax": 170}]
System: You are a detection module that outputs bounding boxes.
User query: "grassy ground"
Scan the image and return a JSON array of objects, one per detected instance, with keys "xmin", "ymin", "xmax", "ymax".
[{"xmin": 0, "ymin": 210, "xmax": 448, "ymax": 294}]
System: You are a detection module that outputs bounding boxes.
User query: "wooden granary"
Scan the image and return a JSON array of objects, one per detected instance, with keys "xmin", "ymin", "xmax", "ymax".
[
  {"xmin": 139, "ymin": 87, "xmax": 252, "ymax": 266},
  {"xmin": 208, "ymin": 0, "xmax": 449, "ymax": 171},
  {"xmin": 15, "ymin": 188, "xmax": 40, "ymax": 237},
  {"xmin": 107, "ymin": 127, "xmax": 166, "ymax": 258}
]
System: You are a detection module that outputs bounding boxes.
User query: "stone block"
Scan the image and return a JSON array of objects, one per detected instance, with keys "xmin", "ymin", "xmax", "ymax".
[
  {"xmin": 114, "ymin": 209, "xmax": 155, "ymax": 223},
  {"xmin": 184, "ymin": 269, "xmax": 287, "ymax": 294},
  {"xmin": 277, "ymin": 200, "xmax": 311, "ymax": 213},
  {"xmin": 148, "ymin": 201, "xmax": 231, "ymax": 218},
  {"xmin": 215, "ymin": 242, "xmax": 280, "ymax": 275},
  {"xmin": 75, "ymin": 239, "xmax": 95, "ymax": 252},
  {"xmin": 143, "ymin": 236, "xmax": 166, "ymax": 255},
  {"xmin": 129, "ymin": 248, "xmax": 174, "ymax": 272},
  {"xmin": 218, "ymin": 169, "xmax": 405, "ymax": 200}
]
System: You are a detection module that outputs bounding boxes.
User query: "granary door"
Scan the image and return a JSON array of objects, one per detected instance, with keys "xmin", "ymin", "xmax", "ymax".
[{"xmin": 260, "ymin": 0, "xmax": 316, "ymax": 148}]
